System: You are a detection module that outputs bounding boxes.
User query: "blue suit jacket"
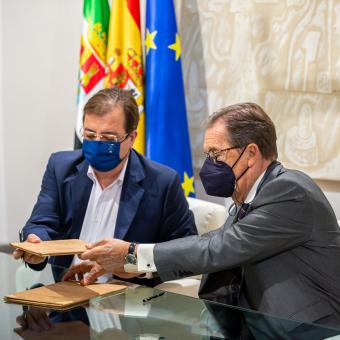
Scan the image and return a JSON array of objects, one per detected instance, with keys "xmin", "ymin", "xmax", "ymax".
[{"xmin": 23, "ymin": 149, "xmax": 197, "ymax": 282}]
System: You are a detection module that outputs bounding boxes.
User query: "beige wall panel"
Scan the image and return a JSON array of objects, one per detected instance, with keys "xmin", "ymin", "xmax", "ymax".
[
  {"xmin": 177, "ymin": 0, "xmax": 340, "ymax": 180},
  {"xmin": 265, "ymin": 91, "xmax": 340, "ymax": 180}
]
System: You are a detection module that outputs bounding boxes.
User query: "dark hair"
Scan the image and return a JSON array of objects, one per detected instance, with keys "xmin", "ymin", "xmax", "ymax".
[
  {"xmin": 206, "ymin": 103, "xmax": 278, "ymax": 159},
  {"xmin": 83, "ymin": 88, "xmax": 139, "ymax": 133}
]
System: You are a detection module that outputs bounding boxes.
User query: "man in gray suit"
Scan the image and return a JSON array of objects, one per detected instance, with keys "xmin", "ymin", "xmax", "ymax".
[{"xmin": 66, "ymin": 103, "xmax": 340, "ymax": 327}]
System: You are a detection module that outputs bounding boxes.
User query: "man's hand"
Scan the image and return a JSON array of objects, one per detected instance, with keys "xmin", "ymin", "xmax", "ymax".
[
  {"xmin": 12, "ymin": 234, "xmax": 46, "ymax": 264},
  {"xmin": 63, "ymin": 260, "xmax": 138, "ymax": 285},
  {"xmin": 16, "ymin": 307, "xmax": 53, "ymax": 332},
  {"xmin": 79, "ymin": 238, "xmax": 130, "ymax": 274},
  {"xmin": 63, "ymin": 261, "xmax": 105, "ymax": 285}
]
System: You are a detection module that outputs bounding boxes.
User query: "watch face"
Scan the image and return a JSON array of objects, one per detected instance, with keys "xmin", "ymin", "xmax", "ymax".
[{"xmin": 125, "ymin": 253, "xmax": 137, "ymax": 265}]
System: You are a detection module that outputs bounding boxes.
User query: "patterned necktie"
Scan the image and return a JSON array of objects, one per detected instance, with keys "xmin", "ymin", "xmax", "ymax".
[{"xmin": 237, "ymin": 203, "xmax": 250, "ymax": 221}]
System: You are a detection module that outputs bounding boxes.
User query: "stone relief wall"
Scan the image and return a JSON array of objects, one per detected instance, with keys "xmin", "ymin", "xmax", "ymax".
[{"xmin": 176, "ymin": 0, "xmax": 340, "ymax": 181}]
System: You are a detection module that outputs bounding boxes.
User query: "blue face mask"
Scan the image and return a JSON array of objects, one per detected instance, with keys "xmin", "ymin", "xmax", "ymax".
[
  {"xmin": 199, "ymin": 147, "xmax": 248, "ymax": 197},
  {"xmin": 82, "ymin": 139, "xmax": 124, "ymax": 172},
  {"xmin": 199, "ymin": 159, "xmax": 236, "ymax": 197}
]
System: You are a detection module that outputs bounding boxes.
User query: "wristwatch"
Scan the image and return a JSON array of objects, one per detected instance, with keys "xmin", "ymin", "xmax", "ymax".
[{"xmin": 124, "ymin": 242, "xmax": 138, "ymax": 272}]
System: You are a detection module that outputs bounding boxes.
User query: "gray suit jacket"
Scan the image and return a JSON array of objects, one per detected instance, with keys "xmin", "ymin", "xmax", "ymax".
[{"xmin": 154, "ymin": 162, "xmax": 340, "ymax": 325}]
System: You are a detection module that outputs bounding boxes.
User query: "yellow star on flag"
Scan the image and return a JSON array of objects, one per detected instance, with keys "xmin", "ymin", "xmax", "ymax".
[
  {"xmin": 181, "ymin": 172, "xmax": 195, "ymax": 197},
  {"xmin": 145, "ymin": 29, "xmax": 157, "ymax": 54},
  {"xmin": 168, "ymin": 33, "xmax": 181, "ymax": 61}
]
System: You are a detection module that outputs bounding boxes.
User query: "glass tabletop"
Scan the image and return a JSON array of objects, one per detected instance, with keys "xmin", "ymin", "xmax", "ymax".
[
  {"xmin": 88, "ymin": 287, "xmax": 340, "ymax": 340},
  {"xmin": 0, "ymin": 253, "xmax": 60, "ymax": 339},
  {"xmin": 1, "ymin": 253, "xmax": 340, "ymax": 339}
]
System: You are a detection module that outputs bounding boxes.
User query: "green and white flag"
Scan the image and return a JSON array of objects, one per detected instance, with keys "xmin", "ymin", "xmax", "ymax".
[{"xmin": 75, "ymin": 0, "xmax": 110, "ymax": 147}]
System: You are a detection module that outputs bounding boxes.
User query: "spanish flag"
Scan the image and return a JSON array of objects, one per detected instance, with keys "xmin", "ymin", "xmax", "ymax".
[{"xmin": 105, "ymin": 0, "xmax": 145, "ymax": 154}]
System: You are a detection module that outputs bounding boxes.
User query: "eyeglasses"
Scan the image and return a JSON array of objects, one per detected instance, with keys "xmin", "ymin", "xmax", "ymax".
[
  {"xmin": 204, "ymin": 146, "xmax": 239, "ymax": 163},
  {"xmin": 81, "ymin": 129, "xmax": 129, "ymax": 143}
]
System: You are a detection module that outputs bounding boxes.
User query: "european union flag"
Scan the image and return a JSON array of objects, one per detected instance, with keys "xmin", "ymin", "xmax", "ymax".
[{"xmin": 145, "ymin": 0, "xmax": 195, "ymax": 197}]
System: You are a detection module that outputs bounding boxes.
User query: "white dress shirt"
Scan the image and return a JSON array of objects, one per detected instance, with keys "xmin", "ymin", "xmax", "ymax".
[
  {"xmin": 132, "ymin": 170, "xmax": 266, "ymax": 274},
  {"xmin": 244, "ymin": 171, "xmax": 264, "ymax": 203},
  {"xmin": 72, "ymin": 160, "xmax": 128, "ymax": 282}
]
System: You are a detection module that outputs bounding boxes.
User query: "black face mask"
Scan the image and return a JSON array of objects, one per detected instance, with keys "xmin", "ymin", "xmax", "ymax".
[{"xmin": 199, "ymin": 147, "xmax": 248, "ymax": 197}]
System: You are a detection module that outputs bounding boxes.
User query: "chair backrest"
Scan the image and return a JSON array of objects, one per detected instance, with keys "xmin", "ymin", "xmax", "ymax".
[{"xmin": 186, "ymin": 197, "xmax": 227, "ymax": 235}]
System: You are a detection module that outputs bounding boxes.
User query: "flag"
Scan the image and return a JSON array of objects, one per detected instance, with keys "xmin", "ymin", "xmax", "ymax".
[
  {"xmin": 105, "ymin": 0, "xmax": 145, "ymax": 154},
  {"xmin": 145, "ymin": 0, "xmax": 195, "ymax": 197},
  {"xmin": 76, "ymin": 0, "xmax": 110, "ymax": 147}
]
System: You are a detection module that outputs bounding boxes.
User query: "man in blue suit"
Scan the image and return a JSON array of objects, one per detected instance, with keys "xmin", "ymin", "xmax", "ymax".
[{"xmin": 13, "ymin": 87, "xmax": 197, "ymax": 286}]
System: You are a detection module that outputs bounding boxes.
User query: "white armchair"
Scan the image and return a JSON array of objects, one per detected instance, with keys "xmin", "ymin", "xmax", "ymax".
[
  {"xmin": 186, "ymin": 197, "xmax": 227, "ymax": 234},
  {"xmin": 155, "ymin": 197, "xmax": 227, "ymax": 298}
]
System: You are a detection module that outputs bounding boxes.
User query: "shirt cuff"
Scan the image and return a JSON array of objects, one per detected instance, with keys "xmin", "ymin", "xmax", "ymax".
[{"xmin": 137, "ymin": 244, "xmax": 157, "ymax": 273}]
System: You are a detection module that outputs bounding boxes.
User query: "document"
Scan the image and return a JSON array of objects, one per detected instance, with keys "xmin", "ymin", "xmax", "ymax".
[
  {"xmin": 4, "ymin": 281, "xmax": 127, "ymax": 310},
  {"xmin": 10, "ymin": 239, "xmax": 87, "ymax": 256}
]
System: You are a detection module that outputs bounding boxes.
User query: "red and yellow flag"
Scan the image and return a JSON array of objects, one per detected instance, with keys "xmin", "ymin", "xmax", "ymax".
[{"xmin": 105, "ymin": 0, "xmax": 145, "ymax": 154}]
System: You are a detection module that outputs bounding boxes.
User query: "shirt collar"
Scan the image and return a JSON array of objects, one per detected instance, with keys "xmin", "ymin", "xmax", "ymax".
[
  {"xmin": 244, "ymin": 170, "xmax": 265, "ymax": 204},
  {"xmin": 87, "ymin": 159, "xmax": 129, "ymax": 189}
]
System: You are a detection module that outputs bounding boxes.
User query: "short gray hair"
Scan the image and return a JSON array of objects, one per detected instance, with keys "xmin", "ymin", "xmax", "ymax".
[{"xmin": 206, "ymin": 103, "xmax": 278, "ymax": 159}]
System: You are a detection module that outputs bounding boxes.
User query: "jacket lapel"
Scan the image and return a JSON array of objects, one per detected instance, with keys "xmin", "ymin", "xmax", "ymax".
[
  {"xmin": 115, "ymin": 150, "xmax": 145, "ymax": 240},
  {"xmin": 255, "ymin": 161, "xmax": 283, "ymax": 196},
  {"xmin": 66, "ymin": 160, "xmax": 93, "ymax": 239}
]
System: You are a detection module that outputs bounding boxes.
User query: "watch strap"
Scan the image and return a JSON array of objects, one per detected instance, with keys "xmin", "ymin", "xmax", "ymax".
[{"xmin": 128, "ymin": 242, "xmax": 136, "ymax": 256}]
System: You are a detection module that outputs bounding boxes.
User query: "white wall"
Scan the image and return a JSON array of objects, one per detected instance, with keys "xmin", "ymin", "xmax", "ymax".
[
  {"xmin": 2, "ymin": 0, "xmax": 83, "ymax": 242},
  {"xmin": 0, "ymin": 0, "xmax": 7, "ymax": 240},
  {"xmin": 0, "ymin": 0, "xmax": 12, "ymax": 337}
]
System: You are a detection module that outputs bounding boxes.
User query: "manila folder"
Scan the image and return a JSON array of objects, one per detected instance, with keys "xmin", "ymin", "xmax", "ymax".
[
  {"xmin": 10, "ymin": 239, "xmax": 87, "ymax": 256},
  {"xmin": 4, "ymin": 281, "xmax": 127, "ymax": 310}
]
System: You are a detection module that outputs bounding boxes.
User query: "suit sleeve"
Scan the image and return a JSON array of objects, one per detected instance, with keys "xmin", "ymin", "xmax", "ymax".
[
  {"xmin": 22, "ymin": 153, "xmax": 62, "ymax": 242},
  {"xmin": 154, "ymin": 177, "xmax": 313, "ymax": 282},
  {"xmin": 159, "ymin": 172, "xmax": 197, "ymax": 242}
]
